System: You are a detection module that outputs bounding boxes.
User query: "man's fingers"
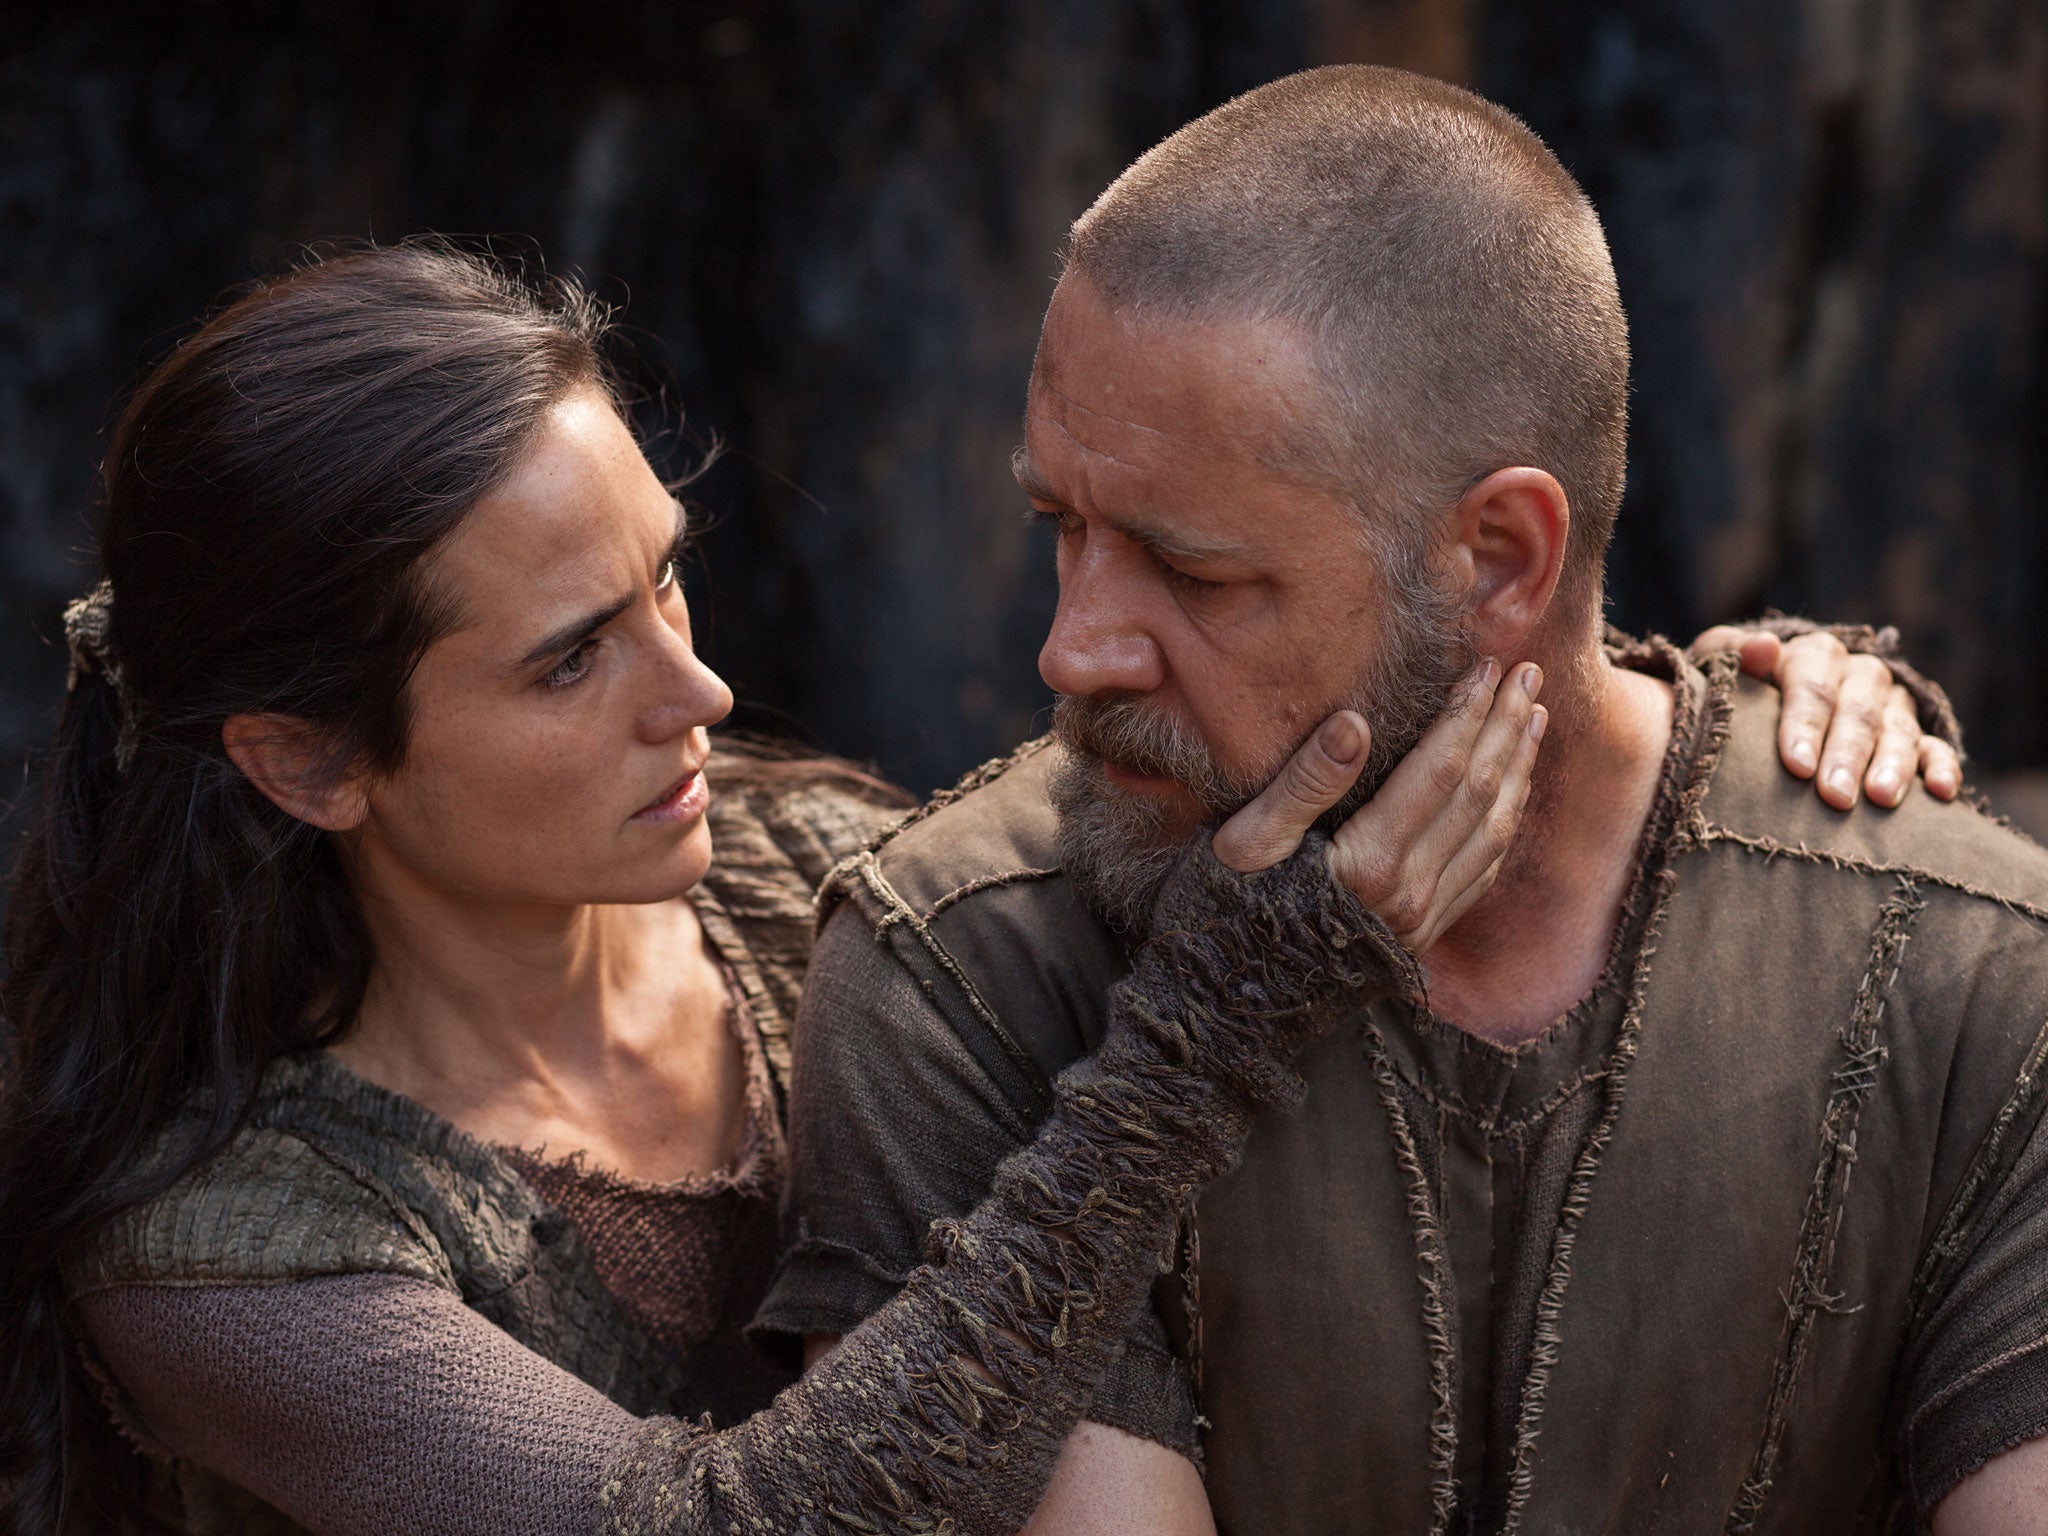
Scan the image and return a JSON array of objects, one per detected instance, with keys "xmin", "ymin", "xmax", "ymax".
[
  {"xmin": 1921, "ymin": 737, "xmax": 1962, "ymax": 802},
  {"xmin": 1861, "ymin": 685, "xmax": 1926, "ymax": 808},
  {"xmin": 1812, "ymin": 654, "xmax": 1896, "ymax": 810},
  {"xmin": 1212, "ymin": 711, "xmax": 1371, "ymax": 873}
]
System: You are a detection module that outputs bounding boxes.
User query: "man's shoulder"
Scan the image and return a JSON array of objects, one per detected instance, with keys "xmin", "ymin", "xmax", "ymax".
[
  {"xmin": 847, "ymin": 736, "xmax": 1067, "ymax": 907},
  {"xmin": 1701, "ymin": 674, "xmax": 2048, "ymax": 913},
  {"xmin": 816, "ymin": 736, "xmax": 1128, "ymax": 1093}
]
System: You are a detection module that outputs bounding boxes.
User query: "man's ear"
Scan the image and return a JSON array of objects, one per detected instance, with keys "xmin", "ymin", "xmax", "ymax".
[
  {"xmin": 221, "ymin": 714, "xmax": 370, "ymax": 832},
  {"xmin": 1440, "ymin": 467, "xmax": 1569, "ymax": 657}
]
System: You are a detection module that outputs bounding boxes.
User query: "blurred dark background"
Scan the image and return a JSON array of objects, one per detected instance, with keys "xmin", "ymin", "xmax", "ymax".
[{"xmin": 3, "ymin": 0, "xmax": 2044, "ymax": 813}]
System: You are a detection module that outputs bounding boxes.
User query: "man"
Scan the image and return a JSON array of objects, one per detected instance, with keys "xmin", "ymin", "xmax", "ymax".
[{"xmin": 755, "ymin": 67, "xmax": 2043, "ymax": 1533}]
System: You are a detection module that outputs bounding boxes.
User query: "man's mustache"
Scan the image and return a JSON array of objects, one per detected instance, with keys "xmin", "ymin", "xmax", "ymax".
[{"xmin": 1049, "ymin": 693, "xmax": 1248, "ymax": 816}]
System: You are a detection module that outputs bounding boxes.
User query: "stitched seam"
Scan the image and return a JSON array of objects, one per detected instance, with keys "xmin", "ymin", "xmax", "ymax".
[
  {"xmin": 1180, "ymin": 1203, "xmax": 1210, "ymax": 1439},
  {"xmin": 1497, "ymin": 861, "xmax": 1674, "ymax": 1535},
  {"xmin": 1724, "ymin": 876, "xmax": 1924, "ymax": 1534},
  {"xmin": 1387, "ymin": 1058, "xmax": 1614, "ymax": 1137},
  {"xmin": 811, "ymin": 736, "xmax": 1057, "ymax": 932},
  {"xmin": 1699, "ymin": 826, "xmax": 2048, "ymax": 927},
  {"xmin": 925, "ymin": 866, "xmax": 1062, "ymax": 920},
  {"xmin": 848, "ymin": 852, "xmax": 1050, "ymax": 1112},
  {"xmin": 1363, "ymin": 1023, "xmax": 1460, "ymax": 1535}
]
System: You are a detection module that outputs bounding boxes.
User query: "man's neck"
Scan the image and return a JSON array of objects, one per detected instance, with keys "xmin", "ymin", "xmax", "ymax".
[{"xmin": 1419, "ymin": 646, "xmax": 1676, "ymax": 1048}]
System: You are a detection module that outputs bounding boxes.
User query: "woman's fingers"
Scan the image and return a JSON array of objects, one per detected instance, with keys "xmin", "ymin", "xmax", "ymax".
[
  {"xmin": 1397, "ymin": 702, "xmax": 1545, "ymax": 951},
  {"xmin": 1328, "ymin": 659, "xmax": 1541, "ymax": 948},
  {"xmin": 1861, "ymin": 684, "xmax": 1929, "ymax": 808},
  {"xmin": 1921, "ymin": 735, "xmax": 1962, "ymax": 802},
  {"xmin": 1211, "ymin": 711, "xmax": 1371, "ymax": 873},
  {"xmin": 1811, "ymin": 652, "xmax": 1899, "ymax": 810},
  {"xmin": 1691, "ymin": 624, "xmax": 1783, "ymax": 681}
]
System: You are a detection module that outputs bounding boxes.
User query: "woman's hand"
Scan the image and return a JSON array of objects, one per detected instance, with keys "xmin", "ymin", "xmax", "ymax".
[
  {"xmin": 1691, "ymin": 624, "xmax": 1961, "ymax": 809},
  {"xmin": 1212, "ymin": 659, "xmax": 1542, "ymax": 952}
]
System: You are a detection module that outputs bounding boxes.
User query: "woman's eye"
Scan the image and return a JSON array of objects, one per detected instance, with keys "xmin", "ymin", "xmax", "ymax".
[{"xmin": 542, "ymin": 640, "xmax": 598, "ymax": 689}]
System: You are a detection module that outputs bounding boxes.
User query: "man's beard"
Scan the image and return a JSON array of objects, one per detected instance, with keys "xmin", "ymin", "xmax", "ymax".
[{"xmin": 1048, "ymin": 572, "xmax": 1475, "ymax": 933}]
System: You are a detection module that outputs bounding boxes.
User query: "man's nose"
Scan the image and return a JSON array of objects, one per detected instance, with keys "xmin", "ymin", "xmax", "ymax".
[{"xmin": 1038, "ymin": 561, "xmax": 1166, "ymax": 699}]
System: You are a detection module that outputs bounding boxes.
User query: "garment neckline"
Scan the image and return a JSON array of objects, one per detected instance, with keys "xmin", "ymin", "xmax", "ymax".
[{"xmin": 1371, "ymin": 634, "xmax": 1723, "ymax": 1111}]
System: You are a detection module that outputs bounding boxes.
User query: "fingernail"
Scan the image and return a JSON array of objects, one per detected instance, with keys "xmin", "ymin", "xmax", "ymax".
[
  {"xmin": 1521, "ymin": 664, "xmax": 1543, "ymax": 699},
  {"xmin": 1321, "ymin": 715, "xmax": 1362, "ymax": 764},
  {"xmin": 1871, "ymin": 768, "xmax": 1899, "ymax": 798},
  {"xmin": 1828, "ymin": 767, "xmax": 1856, "ymax": 799},
  {"xmin": 1478, "ymin": 658, "xmax": 1501, "ymax": 689},
  {"xmin": 1528, "ymin": 706, "xmax": 1549, "ymax": 742},
  {"xmin": 1790, "ymin": 738, "xmax": 1817, "ymax": 773}
]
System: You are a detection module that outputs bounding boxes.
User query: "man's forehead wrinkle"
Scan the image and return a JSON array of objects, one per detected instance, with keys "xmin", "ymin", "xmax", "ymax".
[{"xmin": 1042, "ymin": 378, "xmax": 1189, "ymax": 444}]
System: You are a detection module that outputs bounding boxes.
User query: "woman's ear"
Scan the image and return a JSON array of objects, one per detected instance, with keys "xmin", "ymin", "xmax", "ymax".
[
  {"xmin": 1439, "ymin": 466, "xmax": 1570, "ymax": 657},
  {"xmin": 221, "ymin": 714, "xmax": 370, "ymax": 832}
]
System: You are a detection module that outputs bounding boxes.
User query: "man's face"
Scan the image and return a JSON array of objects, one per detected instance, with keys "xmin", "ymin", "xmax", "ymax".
[{"xmin": 1021, "ymin": 274, "xmax": 1470, "ymax": 928}]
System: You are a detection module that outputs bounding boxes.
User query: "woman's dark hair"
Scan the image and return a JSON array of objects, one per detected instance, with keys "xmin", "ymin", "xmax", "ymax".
[{"xmin": 0, "ymin": 241, "xmax": 624, "ymax": 1529}]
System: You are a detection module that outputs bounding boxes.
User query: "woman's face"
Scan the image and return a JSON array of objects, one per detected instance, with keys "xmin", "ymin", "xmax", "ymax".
[{"xmin": 350, "ymin": 386, "xmax": 734, "ymax": 911}]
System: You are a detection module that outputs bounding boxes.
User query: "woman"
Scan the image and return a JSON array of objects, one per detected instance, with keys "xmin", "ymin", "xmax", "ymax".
[{"xmin": 0, "ymin": 243, "xmax": 1944, "ymax": 1536}]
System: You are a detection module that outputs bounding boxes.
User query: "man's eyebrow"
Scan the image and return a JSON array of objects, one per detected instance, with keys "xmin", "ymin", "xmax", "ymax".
[
  {"xmin": 1011, "ymin": 444, "xmax": 1246, "ymax": 563},
  {"xmin": 1010, "ymin": 444, "xmax": 1055, "ymax": 502},
  {"xmin": 1118, "ymin": 520, "xmax": 1246, "ymax": 564},
  {"xmin": 513, "ymin": 501, "xmax": 685, "ymax": 671}
]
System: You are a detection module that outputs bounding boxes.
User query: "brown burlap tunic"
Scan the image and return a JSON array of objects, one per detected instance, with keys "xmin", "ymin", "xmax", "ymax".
[{"xmin": 763, "ymin": 642, "xmax": 2048, "ymax": 1534}]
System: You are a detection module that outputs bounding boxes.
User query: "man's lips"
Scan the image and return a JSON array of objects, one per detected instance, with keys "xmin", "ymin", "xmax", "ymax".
[
  {"xmin": 632, "ymin": 768, "xmax": 710, "ymax": 824},
  {"xmin": 1102, "ymin": 759, "xmax": 1184, "ymax": 793}
]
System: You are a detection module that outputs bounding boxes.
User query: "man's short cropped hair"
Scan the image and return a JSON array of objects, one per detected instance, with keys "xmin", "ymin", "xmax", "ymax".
[{"xmin": 1065, "ymin": 65, "xmax": 1630, "ymax": 609}]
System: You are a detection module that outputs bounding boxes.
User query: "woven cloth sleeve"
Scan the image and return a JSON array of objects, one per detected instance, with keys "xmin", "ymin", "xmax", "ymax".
[
  {"xmin": 1902, "ymin": 1098, "xmax": 2048, "ymax": 1513},
  {"xmin": 63, "ymin": 1123, "xmax": 452, "ymax": 1298},
  {"xmin": 76, "ymin": 1272, "xmax": 633, "ymax": 1536}
]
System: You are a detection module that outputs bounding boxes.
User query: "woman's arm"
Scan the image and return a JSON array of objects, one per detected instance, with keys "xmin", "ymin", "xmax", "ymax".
[{"xmin": 77, "ymin": 1273, "xmax": 634, "ymax": 1536}]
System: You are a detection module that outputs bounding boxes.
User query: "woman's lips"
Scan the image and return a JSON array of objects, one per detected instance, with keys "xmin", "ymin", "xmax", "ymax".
[{"xmin": 632, "ymin": 769, "xmax": 709, "ymax": 824}]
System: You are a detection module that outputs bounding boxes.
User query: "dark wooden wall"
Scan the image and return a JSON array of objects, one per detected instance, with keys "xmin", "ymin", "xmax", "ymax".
[{"xmin": 3, "ymin": 0, "xmax": 2043, "ymax": 810}]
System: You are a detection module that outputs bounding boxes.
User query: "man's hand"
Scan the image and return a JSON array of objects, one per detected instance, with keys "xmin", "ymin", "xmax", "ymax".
[
  {"xmin": 1691, "ymin": 624, "xmax": 1962, "ymax": 809},
  {"xmin": 1213, "ymin": 658, "xmax": 1543, "ymax": 951}
]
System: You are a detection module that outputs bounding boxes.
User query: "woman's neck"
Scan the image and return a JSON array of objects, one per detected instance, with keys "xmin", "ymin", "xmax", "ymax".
[{"xmin": 329, "ymin": 847, "xmax": 742, "ymax": 1179}]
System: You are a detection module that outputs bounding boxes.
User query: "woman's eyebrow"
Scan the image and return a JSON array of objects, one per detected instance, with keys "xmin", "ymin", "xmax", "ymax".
[
  {"xmin": 515, "ymin": 503, "xmax": 688, "ymax": 671},
  {"xmin": 517, "ymin": 591, "xmax": 634, "ymax": 669}
]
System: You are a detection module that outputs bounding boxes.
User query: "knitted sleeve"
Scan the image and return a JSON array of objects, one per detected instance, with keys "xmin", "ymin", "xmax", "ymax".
[
  {"xmin": 80, "ymin": 837, "xmax": 1415, "ymax": 1536},
  {"xmin": 76, "ymin": 1272, "xmax": 632, "ymax": 1536}
]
